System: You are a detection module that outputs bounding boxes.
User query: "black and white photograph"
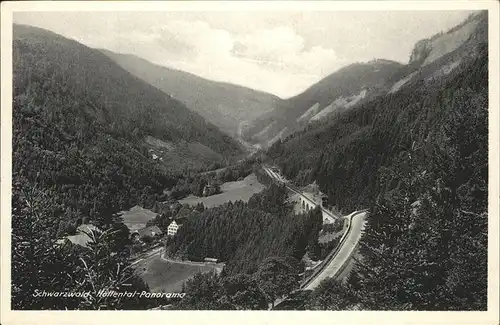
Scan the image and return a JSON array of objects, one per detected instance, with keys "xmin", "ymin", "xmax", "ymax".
[{"xmin": 1, "ymin": 1, "xmax": 499, "ymax": 323}]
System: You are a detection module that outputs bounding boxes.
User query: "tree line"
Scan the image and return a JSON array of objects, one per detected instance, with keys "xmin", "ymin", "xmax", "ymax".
[
  {"xmin": 166, "ymin": 184, "xmax": 324, "ymax": 275},
  {"xmin": 168, "ymin": 158, "xmax": 258, "ymax": 199},
  {"xmin": 266, "ymin": 45, "xmax": 488, "ymax": 310},
  {"xmin": 10, "ymin": 24, "xmax": 245, "ymax": 310}
]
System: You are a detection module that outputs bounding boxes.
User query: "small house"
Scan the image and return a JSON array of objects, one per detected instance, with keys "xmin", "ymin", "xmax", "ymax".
[
  {"xmin": 202, "ymin": 185, "xmax": 213, "ymax": 197},
  {"xmin": 120, "ymin": 205, "xmax": 158, "ymax": 233},
  {"xmin": 167, "ymin": 218, "xmax": 185, "ymax": 236},
  {"xmin": 133, "ymin": 225, "xmax": 163, "ymax": 240},
  {"xmin": 204, "ymin": 257, "xmax": 219, "ymax": 264},
  {"xmin": 202, "ymin": 181, "xmax": 220, "ymax": 197}
]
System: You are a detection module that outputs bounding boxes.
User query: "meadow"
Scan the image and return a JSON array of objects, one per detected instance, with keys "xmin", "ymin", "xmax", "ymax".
[
  {"xmin": 179, "ymin": 173, "xmax": 264, "ymax": 208},
  {"xmin": 134, "ymin": 254, "xmax": 221, "ymax": 293}
]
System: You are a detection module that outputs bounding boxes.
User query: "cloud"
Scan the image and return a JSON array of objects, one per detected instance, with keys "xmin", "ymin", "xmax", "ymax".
[
  {"xmin": 232, "ymin": 26, "xmax": 338, "ymax": 75},
  {"xmin": 153, "ymin": 20, "xmax": 234, "ymax": 58},
  {"xmin": 13, "ymin": 11, "xmax": 475, "ymax": 97},
  {"xmin": 143, "ymin": 21, "xmax": 333, "ymax": 96},
  {"xmin": 235, "ymin": 26, "xmax": 304, "ymax": 61}
]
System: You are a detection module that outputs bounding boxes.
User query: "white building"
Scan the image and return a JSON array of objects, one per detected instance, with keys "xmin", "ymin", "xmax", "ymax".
[{"xmin": 167, "ymin": 219, "xmax": 185, "ymax": 236}]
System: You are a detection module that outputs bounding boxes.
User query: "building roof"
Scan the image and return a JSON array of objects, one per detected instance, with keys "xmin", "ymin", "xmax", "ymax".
[
  {"xmin": 204, "ymin": 257, "xmax": 218, "ymax": 262},
  {"xmin": 136, "ymin": 225, "xmax": 163, "ymax": 238},
  {"xmin": 120, "ymin": 205, "xmax": 158, "ymax": 232},
  {"xmin": 60, "ymin": 224, "xmax": 100, "ymax": 248}
]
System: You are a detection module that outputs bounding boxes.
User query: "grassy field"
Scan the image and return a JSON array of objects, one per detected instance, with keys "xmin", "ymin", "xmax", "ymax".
[
  {"xmin": 134, "ymin": 255, "xmax": 219, "ymax": 293},
  {"xmin": 144, "ymin": 136, "xmax": 225, "ymax": 173},
  {"xmin": 179, "ymin": 173, "xmax": 265, "ymax": 208},
  {"xmin": 132, "ymin": 174, "xmax": 265, "ymax": 293}
]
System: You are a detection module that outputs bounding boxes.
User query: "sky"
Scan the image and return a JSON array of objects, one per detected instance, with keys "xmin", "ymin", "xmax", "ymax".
[{"xmin": 14, "ymin": 10, "xmax": 474, "ymax": 98}]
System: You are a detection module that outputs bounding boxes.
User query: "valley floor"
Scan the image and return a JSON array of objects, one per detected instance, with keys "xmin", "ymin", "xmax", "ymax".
[{"xmin": 133, "ymin": 250, "xmax": 221, "ymax": 293}]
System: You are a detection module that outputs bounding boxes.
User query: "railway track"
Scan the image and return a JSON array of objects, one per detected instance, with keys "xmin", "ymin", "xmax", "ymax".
[
  {"xmin": 262, "ymin": 165, "xmax": 369, "ymax": 307},
  {"xmin": 262, "ymin": 166, "xmax": 339, "ymax": 221},
  {"xmin": 301, "ymin": 209, "xmax": 368, "ymax": 290}
]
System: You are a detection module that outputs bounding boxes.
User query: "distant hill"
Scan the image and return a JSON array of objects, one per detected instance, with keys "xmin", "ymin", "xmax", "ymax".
[
  {"xmin": 101, "ymin": 50, "xmax": 280, "ymax": 138},
  {"xmin": 263, "ymin": 11, "xmax": 488, "ymax": 310},
  {"xmin": 265, "ymin": 10, "xmax": 488, "ymax": 212},
  {"xmin": 243, "ymin": 11, "xmax": 488, "ymax": 149},
  {"xmin": 243, "ymin": 59, "xmax": 404, "ymax": 147},
  {"xmin": 12, "ymin": 24, "xmax": 243, "ymax": 224},
  {"xmin": 13, "ymin": 24, "xmax": 243, "ymax": 164}
]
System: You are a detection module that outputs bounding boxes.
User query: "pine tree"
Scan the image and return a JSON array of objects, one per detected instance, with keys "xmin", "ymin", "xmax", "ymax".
[{"xmin": 11, "ymin": 182, "xmax": 82, "ymax": 309}]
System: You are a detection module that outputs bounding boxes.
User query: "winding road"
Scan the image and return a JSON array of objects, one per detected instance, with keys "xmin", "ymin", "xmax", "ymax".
[
  {"xmin": 137, "ymin": 165, "xmax": 368, "ymax": 309},
  {"xmin": 262, "ymin": 165, "xmax": 369, "ymax": 307},
  {"xmin": 301, "ymin": 209, "xmax": 368, "ymax": 290}
]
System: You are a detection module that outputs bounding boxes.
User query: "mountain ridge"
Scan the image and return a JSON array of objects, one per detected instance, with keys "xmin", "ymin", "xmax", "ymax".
[
  {"xmin": 12, "ymin": 23, "xmax": 246, "ymax": 227},
  {"xmin": 101, "ymin": 49, "xmax": 280, "ymax": 138},
  {"xmin": 13, "ymin": 24, "xmax": 243, "ymax": 163},
  {"xmin": 243, "ymin": 59, "xmax": 404, "ymax": 147},
  {"xmin": 264, "ymin": 10, "xmax": 488, "ymax": 211},
  {"xmin": 261, "ymin": 10, "xmax": 488, "ymax": 311},
  {"xmin": 243, "ymin": 11, "xmax": 488, "ymax": 149}
]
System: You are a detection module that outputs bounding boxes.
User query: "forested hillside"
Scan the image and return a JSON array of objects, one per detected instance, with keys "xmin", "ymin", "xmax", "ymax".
[
  {"xmin": 11, "ymin": 183, "xmax": 160, "ymax": 310},
  {"xmin": 243, "ymin": 59, "xmax": 403, "ymax": 147},
  {"xmin": 10, "ymin": 10, "xmax": 490, "ymax": 312},
  {"xmin": 12, "ymin": 24, "xmax": 243, "ymax": 227},
  {"xmin": 267, "ymin": 39, "xmax": 487, "ymax": 214},
  {"xmin": 244, "ymin": 11, "xmax": 487, "ymax": 149},
  {"xmin": 173, "ymin": 11, "xmax": 488, "ymax": 311},
  {"xmin": 167, "ymin": 184, "xmax": 323, "ymax": 275},
  {"xmin": 13, "ymin": 24, "xmax": 242, "ymax": 162},
  {"xmin": 162, "ymin": 184, "xmax": 327, "ymax": 309},
  {"xmin": 265, "ymin": 12, "xmax": 488, "ymax": 310},
  {"xmin": 11, "ymin": 25, "xmax": 240, "ymax": 309},
  {"xmin": 102, "ymin": 50, "xmax": 280, "ymax": 137}
]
